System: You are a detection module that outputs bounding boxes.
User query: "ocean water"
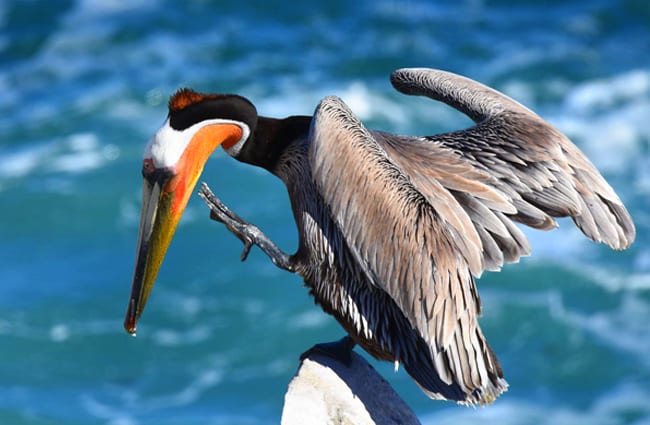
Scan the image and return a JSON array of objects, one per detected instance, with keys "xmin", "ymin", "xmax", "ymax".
[{"xmin": 1, "ymin": 0, "xmax": 649, "ymax": 424}]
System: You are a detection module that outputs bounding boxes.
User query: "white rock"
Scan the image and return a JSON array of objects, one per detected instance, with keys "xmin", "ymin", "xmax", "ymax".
[{"xmin": 281, "ymin": 350, "xmax": 421, "ymax": 425}]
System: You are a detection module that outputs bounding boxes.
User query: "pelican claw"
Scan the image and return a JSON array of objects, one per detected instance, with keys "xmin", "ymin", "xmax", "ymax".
[{"xmin": 198, "ymin": 183, "xmax": 295, "ymax": 271}]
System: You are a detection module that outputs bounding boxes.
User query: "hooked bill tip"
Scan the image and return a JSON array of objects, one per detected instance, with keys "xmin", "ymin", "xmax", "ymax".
[
  {"xmin": 125, "ymin": 323, "xmax": 137, "ymax": 336},
  {"xmin": 124, "ymin": 298, "xmax": 138, "ymax": 336}
]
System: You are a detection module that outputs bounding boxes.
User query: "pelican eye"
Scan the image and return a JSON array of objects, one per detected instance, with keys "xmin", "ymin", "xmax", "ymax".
[
  {"xmin": 142, "ymin": 158, "xmax": 155, "ymax": 177},
  {"xmin": 142, "ymin": 159, "xmax": 175, "ymax": 185}
]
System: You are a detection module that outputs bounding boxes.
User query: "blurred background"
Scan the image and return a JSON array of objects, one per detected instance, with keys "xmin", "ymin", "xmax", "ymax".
[{"xmin": 1, "ymin": 0, "xmax": 649, "ymax": 424}]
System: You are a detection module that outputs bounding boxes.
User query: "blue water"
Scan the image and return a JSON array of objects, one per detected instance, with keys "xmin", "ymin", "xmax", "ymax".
[{"xmin": 1, "ymin": 0, "xmax": 649, "ymax": 424}]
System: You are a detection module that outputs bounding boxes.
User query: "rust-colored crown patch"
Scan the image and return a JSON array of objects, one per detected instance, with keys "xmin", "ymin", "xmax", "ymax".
[{"xmin": 169, "ymin": 88, "xmax": 223, "ymax": 112}]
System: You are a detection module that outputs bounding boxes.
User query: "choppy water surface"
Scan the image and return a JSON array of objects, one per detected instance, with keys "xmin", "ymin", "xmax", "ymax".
[{"xmin": 1, "ymin": 1, "xmax": 649, "ymax": 424}]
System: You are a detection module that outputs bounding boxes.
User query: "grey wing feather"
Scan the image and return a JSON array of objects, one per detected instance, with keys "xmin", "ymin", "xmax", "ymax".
[
  {"xmin": 307, "ymin": 69, "xmax": 634, "ymax": 404},
  {"xmin": 309, "ymin": 95, "xmax": 505, "ymax": 404},
  {"xmin": 377, "ymin": 132, "xmax": 530, "ymax": 273},
  {"xmin": 390, "ymin": 68, "xmax": 635, "ymax": 251}
]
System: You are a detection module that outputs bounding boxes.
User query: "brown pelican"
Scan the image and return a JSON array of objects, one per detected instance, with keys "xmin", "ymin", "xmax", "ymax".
[{"xmin": 124, "ymin": 68, "xmax": 635, "ymax": 405}]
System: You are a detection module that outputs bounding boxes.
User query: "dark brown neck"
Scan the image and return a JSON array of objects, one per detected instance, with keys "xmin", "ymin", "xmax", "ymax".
[{"xmin": 236, "ymin": 115, "xmax": 312, "ymax": 171}]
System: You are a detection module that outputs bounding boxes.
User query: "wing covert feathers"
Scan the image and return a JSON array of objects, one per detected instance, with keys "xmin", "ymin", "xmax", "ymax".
[{"xmin": 390, "ymin": 68, "xmax": 635, "ymax": 250}]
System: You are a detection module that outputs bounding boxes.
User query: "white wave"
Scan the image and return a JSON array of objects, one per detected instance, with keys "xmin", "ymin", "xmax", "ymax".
[
  {"xmin": 0, "ymin": 0, "xmax": 173, "ymax": 138},
  {"xmin": 143, "ymin": 368, "xmax": 224, "ymax": 410},
  {"xmin": 565, "ymin": 70, "xmax": 650, "ymax": 114},
  {"xmin": 81, "ymin": 395, "xmax": 138, "ymax": 425},
  {"xmin": 49, "ymin": 323, "xmax": 71, "ymax": 343},
  {"xmin": 0, "ymin": 314, "xmax": 120, "ymax": 343},
  {"xmin": 0, "ymin": 133, "xmax": 120, "ymax": 182},
  {"xmin": 49, "ymin": 133, "xmax": 109, "ymax": 173},
  {"xmin": 151, "ymin": 325, "xmax": 212, "ymax": 347},
  {"xmin": 289, "ymin": 309, "xmax": 329, "ymax": 329},
  {"xmin": 574, "ymin": 264, "xmax": 650, "ymax": 293},
  {"xmin": 255, "ymin": 79, "xmax": 468, "ymax": 135},
  {"xmin": 0, "ymin": 143, "xmax": 53, "ymax": 179},
  {"xmin": 549, "ymin": 69, "xmax": 650, "ymax": 175},
  {"xmin": 421, "ymin": 383, "xmax": 650, "ymax": 425},
  {"xmin": 548, "ymin": 288, "xmax": 650, "ymax": 368},
  {"xmin": 82, "ymin": 366, "xmax": 225, "ymax": 422}
]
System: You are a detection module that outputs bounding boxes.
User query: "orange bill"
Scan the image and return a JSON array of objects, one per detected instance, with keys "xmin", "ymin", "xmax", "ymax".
[{"xmin": 124, "ymin": 123, "xmax": 243, "ymax": 335}]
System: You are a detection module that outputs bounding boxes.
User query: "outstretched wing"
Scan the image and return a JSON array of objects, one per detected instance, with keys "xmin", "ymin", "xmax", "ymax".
[
  {"xmin": 308, "ymin": 70, "xmax": 634, "ymax": 404},
  {"xmin": 309, "ymin": 96, "xmax": 506, "ymax": 404},
  {"xmin": 390, "ymin": 68, "xmax": 635, "ymax": 255}
]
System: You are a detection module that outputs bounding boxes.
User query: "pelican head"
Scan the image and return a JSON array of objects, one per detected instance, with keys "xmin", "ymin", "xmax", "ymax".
[{"xmin": 124, "ymin": 89, "xmax": 257, "ymax": 335}]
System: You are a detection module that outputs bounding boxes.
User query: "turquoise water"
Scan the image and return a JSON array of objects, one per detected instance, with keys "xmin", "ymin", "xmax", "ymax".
[{"xmin": 1, "ymin": 1, "xmax": 649, "ymax": 424}]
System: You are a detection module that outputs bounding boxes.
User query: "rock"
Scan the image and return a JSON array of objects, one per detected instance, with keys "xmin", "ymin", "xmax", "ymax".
[{"xmin": 281, "ymin": 350, "xmax": 421, "ymax": 425}]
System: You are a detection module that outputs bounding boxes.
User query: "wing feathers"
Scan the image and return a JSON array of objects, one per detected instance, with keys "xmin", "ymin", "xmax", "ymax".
[
  {"xmin": 391, "ymin": 68, "xmax": 634, "ymax": 250},
  {"xmin": 310, "ymin": 95, "xmax": 504, "ymax": 404},
  {"xmin": 305, "ymin": 68, "xmax": 634, "ymax": 405}
]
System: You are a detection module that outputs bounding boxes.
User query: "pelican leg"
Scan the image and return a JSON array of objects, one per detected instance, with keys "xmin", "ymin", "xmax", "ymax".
[
  {"xmin": 300, "ymin": 336, "xmax": 357, "ymax": 366},
  {"xmin": 198, "ymin": 182, "xmax": 295, "ymax": 272}
]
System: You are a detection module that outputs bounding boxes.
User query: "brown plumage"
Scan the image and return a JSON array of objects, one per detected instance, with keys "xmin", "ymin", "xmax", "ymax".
[{"xmin": 127, "ymin": 68, "xmax": 635, "ymax": 406}]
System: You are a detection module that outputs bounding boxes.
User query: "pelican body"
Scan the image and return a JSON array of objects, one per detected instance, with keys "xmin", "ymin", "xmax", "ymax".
[{"xmin": 125, "ymin": 68, "xmax": 635, "ymax": 405}]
